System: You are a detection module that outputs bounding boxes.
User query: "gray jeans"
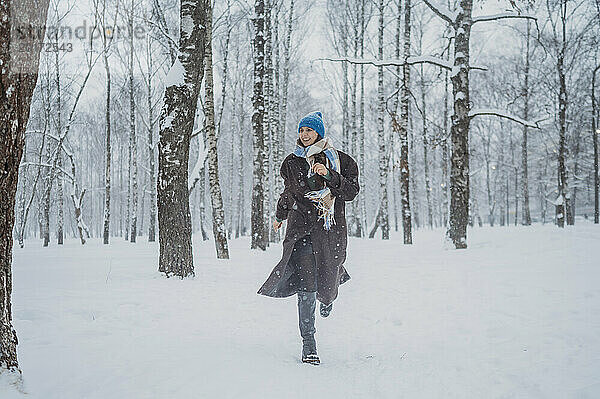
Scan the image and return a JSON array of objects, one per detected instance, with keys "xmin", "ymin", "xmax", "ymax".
[
  {"xmin": 293, "ymin": 235, "xmax": 318, "ymax": 355},
  {"xmin": 290, "ymin": 234, "xmax": 317, "ymax": 292},
  {"xmin": 298, "ymin": 291, "xmax": 317, "ymax": 356}
]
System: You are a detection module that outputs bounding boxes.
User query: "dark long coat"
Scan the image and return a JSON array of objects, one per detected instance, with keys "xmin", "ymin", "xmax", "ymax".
[{"xmin": 257, "ymin": 149, "xmax": 360, "ymax": 305}]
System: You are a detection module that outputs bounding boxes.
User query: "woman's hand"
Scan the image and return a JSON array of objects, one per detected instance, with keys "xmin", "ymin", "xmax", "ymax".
[
  {"xmin": 312, "ymin": 163, "xmax": 328, "ymax": 176},
  {"xmin": 273, "ymin": 219, "xmax": 283, "ymax": 231}
]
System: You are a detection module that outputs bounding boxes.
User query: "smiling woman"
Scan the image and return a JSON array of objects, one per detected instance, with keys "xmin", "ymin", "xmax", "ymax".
[
  {"xmin": 299, "ymin": 126, "xmax": 319, "ymax": 146},
  {"xmin": 258, "ymin": 111, "xmax": 360, "ymax": 365}
]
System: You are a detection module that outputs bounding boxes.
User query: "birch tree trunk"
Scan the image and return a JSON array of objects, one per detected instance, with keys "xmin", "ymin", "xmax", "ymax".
[
  {"xmin": 538, "ymin": 155, "xmax": 548, "ymax": 224},
  {"xmin": 350, "ymin": 7, "xmax": 357, "ymax": 166},
  {"xmin": 446, "ymin": 0, "xmax": 472, "ymax": 248},
  {"xmin": 228, "ymin": 91, "xmax": 235, "ymax": 238},
  {"xmin": 198, "ymin": 164, "xmax": 209, "ymax": 241},
  {"xmin": 342, "ymin": 8, "xmax": 349, "ymax": 166},
  {"xmin": 263, "ymin": 0, "xmax": 273, "ymax": 244},
  {"xmin": 483, "ymin": 131, "xmax": 495, "ymax": 226},
  {"xmin": 129, "ymin": 3, "xmax": 138, "ymax": 243},
  {"xmin": 272, "ymin": 3, "xmax": 282, "ymax": 242},
  {"xmin": 125, "ymin": 130, "xmax": 131, "ymax": 240},
  {"xmin": 0, "ymin": 0, "xmax": 50, "ymax": 373},
  {"xmin": 511, "ymin": 134, "xmax": 518, "ymax": 226},
  {"xmin": 358, "ymin": 0, "xmax": 367, "ymax": 236},
  {"xmin": 236, "ymin": 84, "xmax": 246, "ymax": 238},
  {"xmin": 54, "ymin": 46, "xmax": 64, "ymax": 245},
  {"xmin": 420, "ymin": 65, "xmax": 433, "ymax": 229},
  {"xmin": 592, "ymin": 65, "xmax": 599, "ymax": 224},
  {"xmin": 400, "ymin": 0, "xmax": 413, "ymax": 244},
  {"xmin": 101, "ymin": 6, "xmax": 112, "ymax": 244},
  {"xmin": 251, "ymin": 0, "xmax": 267, "ymax": 250},
  {"xmin": 157, "ymin": 0, "xmax": 208, "ymax": 277},
  {"xmin": 392, "ymin": 0, "xmax": 400, "ymax": 232},
  {"xmin": 92, "ymin": 0, "xmax": 117, "ymax": 243},
  {"xmin": 17, "ymin": 139, "xmax": 28, "ymax": 247},
  {"xmin": 102, "ymin": 54, "xmax": 112, "ymax": 243},
  {"xmin": 64, "ymin": 149, "xmax": 90, "ymax": 244},
  {"xmin": 556, "ymin": 0, "xmax": 568, "ymax": 228},
  {"xmin": 119, "ymin": 135, "xmax": 123, "ymax": 236},
  {"xmin": 274, "ymin": 0, "xmax": 293, "ymax": 241},
  {"xmin": 409, "ymin": 114, "xmax": 419, "ymax": 228},
  {"xmin": 442, "ymin": 68, "xmax": 449, "ymax": 227},
  {"xmin": 204, "ymin": 0, "xmax": 229, "ymax": 259},
  {"xmin": 57, "ymin": 153, "xmax": 64, "ymax": 244},
  {"xmin": 349, "ymin": 0, "xmax": 361, "ymax": 237},
  {"xmin": 146, "ymin": 34, "xmax": 157, "ymax": 242},
  {"xmin": 376, "ymin": 0, "xmax": 389, "ymax": 239},
  {"xmin": 521, "ymin": 18, "xmax": 532, "ymax": 226},
  {"xmin": 42, "ymin": 150, "xmax": 51, "ymax": 246}
]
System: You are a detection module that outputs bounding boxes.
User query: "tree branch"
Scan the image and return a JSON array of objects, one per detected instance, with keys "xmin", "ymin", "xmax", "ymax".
[
  {"xmin": 421, "ymin": 0, "xmax": 456, "ymax": 26},
  {"xmin": 469, "ymin": 108, "xmax": 548, "ymax": 128},
  {"xmin": 472, "ymin": 12, "xmax": 537, "ymax": 24},
  {"xmin": 317, "ymin": 56, "xmax": 487, "ymax": 71}
]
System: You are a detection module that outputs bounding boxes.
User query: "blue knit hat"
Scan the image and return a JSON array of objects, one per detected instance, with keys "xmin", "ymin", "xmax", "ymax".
[{"xmin": 298, "ymin": 111, "xmax": 325, "ymax": 138}]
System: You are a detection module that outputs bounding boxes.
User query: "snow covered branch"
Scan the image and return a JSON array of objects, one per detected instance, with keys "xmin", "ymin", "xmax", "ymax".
[
  {"xmin": 472, "ymin": 12, "xmax": 537, "ymax": 24},
  {"xmin": 421, "ymin": 0, "xmax": 456, "ymax": 25},
  {"xmin": 408, "ymin": 55, "xmax": 452, "ymax": 70},
  {"xmin": 318, "ymin": 56, "xmax": 449, "ymax": 69},
  {"xmin": 319, "ymin": 56, "xmax": 487, "ymax": 72},
  {"xmin": 469, "ymin": 108, "xmax": 546, "ymax": 128}
]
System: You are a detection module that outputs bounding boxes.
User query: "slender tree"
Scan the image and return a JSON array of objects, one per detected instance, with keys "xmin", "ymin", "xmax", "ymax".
[
  {"xmin": 521, "ymin": 15, "xmax": 532, "ymax": 225},
  {"xmin": 204, "ymin": 0, "xmax": 229, "ymax": 258},
  {"xmin": 593, "ymin": 64, "xmax": 599, "ymax": 224},
  {"xmin": 251, "ymin": 0, "xmax": 267, "ymax": 250},
  {"xmin": 93, "ymin": 0, "xmax": 119, "ymax": 244},
  {"xmin": 400, "ymin": 0, "xmax": 413, "ymax": 244},
  {"xmin": 370, "ymin": 0, "xmax": 390, "ymax": 239},
  {"xmin": 128, "ymin": 0, "xmax": 138, "ymax": 243}
]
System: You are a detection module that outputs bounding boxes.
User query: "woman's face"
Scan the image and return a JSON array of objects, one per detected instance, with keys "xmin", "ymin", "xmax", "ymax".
[{"xmin": 299, "ymin": 126, "xmax": 319, "ymax": 146}]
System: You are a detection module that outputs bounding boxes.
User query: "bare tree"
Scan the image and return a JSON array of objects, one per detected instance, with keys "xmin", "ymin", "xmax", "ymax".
[
  {"xmin": 521, "ymin": 12, "xmax": 533, "ymax": 225},
  {"xmin": 92, "ymin": 0, "xmax": 119, "ymax": 244},
  {"xmin": 399, "ymin": 0, "xmax": 413, "ymax": 244},
  {"xmin": 420, "ymin": 0, "xmax": 537, "ymax": 247},
  {"xmin": 534, "ymin": 0, "xmax": 596, "ymax": 227},
  {"xmin": 369, "ymin": 0, "xmax": 390, "ymax": 239},
  {"xmin": 127, "ymin": 0, "xmax": 139, "ymax": 243},
  {"xmin": 251, "ymin": 0, "xmax": 267, "ymax": 250},
  {"xmin": 157, "ymin": 0, "xmax": 208, "ymax": 277},
  {"xmin": 593, "ymin": 64, "xmax": 599, "ymax": 223},
  {"xmin": 142, "ymin": 10, "xmax": 159, "ymax": 242},
  {"xmin": 204, "ymin": 0, "xmax": 229, "ymax": 258}
]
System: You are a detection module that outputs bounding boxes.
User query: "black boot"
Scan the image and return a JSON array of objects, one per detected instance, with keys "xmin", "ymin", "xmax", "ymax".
[
  {"xmin": 298, "ymin": 291, "xmax": 320, "ymax": 365},
  {"xmin": 320, "ymin": 302, "xmax": 333, "ymax": 318}
]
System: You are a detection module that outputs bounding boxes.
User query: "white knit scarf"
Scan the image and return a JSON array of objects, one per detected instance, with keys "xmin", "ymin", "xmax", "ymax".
[{"xmin": 293, "ymin": 137, "xmax": 341, "ymax": 230}]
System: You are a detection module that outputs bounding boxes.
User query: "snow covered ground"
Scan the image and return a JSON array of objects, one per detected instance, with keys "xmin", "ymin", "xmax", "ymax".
[{"xmin": 2, "ymin": 223, "xmax": 600, "ymax": 398}]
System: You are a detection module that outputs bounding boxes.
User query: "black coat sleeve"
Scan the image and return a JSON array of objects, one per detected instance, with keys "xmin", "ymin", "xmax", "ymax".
[
  {"xmin": 275, "ymin": 160, "xmax": 293, "ymax": 221},
  {"xmin": 325, "ymin": 153, "xmax": 359, "ymax": 201}
]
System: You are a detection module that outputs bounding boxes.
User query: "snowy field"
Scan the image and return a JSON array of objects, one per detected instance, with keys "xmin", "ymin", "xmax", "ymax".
[{"xmin": 2, "ymin": 223, "xmax": 600, "ymax": 398}]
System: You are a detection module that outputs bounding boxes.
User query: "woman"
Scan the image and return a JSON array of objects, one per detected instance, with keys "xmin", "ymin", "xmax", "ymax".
[{"xmin": 257, "ymin": 111, "xmax": 360, "ymax": 365}]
